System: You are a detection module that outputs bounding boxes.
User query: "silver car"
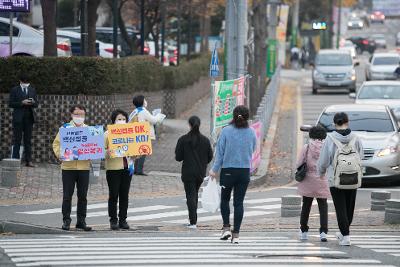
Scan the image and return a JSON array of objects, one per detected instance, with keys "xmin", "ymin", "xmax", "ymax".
[
  {"xmin": 312, "ymin": 50, "xmax": 359, "ymax": 94},
  {"xmin": 350, "ymin": 81, "xmax": 400, "ymax": 119},
  {"xmin": 301, "ymin": 104, "xmax": 400, "ymax": 185},
  {"xmin": 366, "ymin": 53, "xmax": 400, "ymax": 81}
]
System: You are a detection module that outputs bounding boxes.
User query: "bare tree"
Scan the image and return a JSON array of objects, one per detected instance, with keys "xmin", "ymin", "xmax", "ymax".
[
  {"xmin": 88, "ymin": 0, "xmax": 102, "ymax": 56},
  {"xmin": 41, "ymin": 0, "xmax": 57, "ymax": 56}
]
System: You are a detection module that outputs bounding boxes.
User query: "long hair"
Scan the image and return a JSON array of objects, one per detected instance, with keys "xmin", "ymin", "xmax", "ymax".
[
  {"xmin": 231, "ymin": 105, "xmax": 249, "ymax": 128},
  {"xmin": 188, "ymin": 116, "xmax": 201, "ymax": 147}
]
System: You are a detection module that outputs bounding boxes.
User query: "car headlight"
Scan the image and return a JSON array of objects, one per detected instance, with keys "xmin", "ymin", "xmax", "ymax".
[
  {"xmin": 313, "ymin": 70, "xmax": 324, "ymax": 79},
  {"xmin": 377, "ymin": 146, "xmax": 398, "ymax": 157},
  {"xmin": 346, "ymin": 70, "xmax": 356, "ymax": 81},
  {"xmin": 348, "ymin": 22, "xmax": 352, "ymax": 26},
  {"xmin": 358, "ymin": 22, "xmax": 363, "ymax": 27}
]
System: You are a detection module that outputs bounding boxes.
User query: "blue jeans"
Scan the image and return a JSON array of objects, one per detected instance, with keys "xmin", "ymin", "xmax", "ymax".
[
  {"xmin": 220, "ymin": 168, "xmax": 250, "ymax": 233},
  {"xmin": 134, "ymin": 156, "xmax": 146, "ymax": 174}
]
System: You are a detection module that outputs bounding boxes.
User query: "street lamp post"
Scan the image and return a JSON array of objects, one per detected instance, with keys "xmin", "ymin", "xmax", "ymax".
[{"xmin": 336, "ymin": 0, "xmax": 342, "ymax": 49}]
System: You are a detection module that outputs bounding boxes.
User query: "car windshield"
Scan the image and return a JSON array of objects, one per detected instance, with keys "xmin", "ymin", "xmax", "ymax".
[
  {"xmin": 318, "ymin": 111, "xmax": 394, "ymax": 132},
  {"xmin": 358, "ymin": 85, "xmax": 400, "ymax": 99},
  {"xmin": 316, "ymin": 54, "xmax": 352, "ymax": 66},
  {"xmin": 373, "ymin": 57, "xmax": 399, "ymax": 65}
]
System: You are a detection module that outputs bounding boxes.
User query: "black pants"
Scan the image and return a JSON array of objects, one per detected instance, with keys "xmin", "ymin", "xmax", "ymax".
[
  {"xmin": 12, "ymin": 116, "xmax": 33, "ymax": 162},
  {"xmin": 300, "ymin": 196, "xmax": 328, "ymax": 233},
  {"xmin": 220, "ymin": 168, "xmax": 250, "ymax": 234},
  {"xmin": 134, "ymin": 156, "xmax": 146, "ymax": 174},
  {"xmin": 62, "ymin": 170, "xmax": 90, "ymax": 223},
  {"xmin": 330, "ymin": 187, "xmax": 357, "ymax": 236},
  {"xmin": 106, "ymin": 169, "xmax": 132, "ymax": 223},
  {"xmin": 183, "ymin": 180, "xmax": 203, "ymax": 225}
]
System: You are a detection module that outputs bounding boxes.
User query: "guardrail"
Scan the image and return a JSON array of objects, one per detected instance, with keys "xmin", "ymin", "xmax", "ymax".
[{"xmin": 253, "ymin": 66, "xmax": 281, "ymax": 141}]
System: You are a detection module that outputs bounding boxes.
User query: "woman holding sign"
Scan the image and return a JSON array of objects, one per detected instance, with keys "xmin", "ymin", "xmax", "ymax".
[
  {"xmin": 105, "ymin": 110, "xmax": 133, "ymax": 230},
  {"xmin": 209, "ymin": 106, "xmax": 257, "ymax": 244},
  {"xmin": 52, "ymin": 105, "xmax": 92, "ymax": 232}
]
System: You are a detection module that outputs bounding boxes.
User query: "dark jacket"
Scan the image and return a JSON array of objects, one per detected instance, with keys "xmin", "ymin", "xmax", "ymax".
[
  {"xmin": 175, "ymin": 133, "xmax": 213, "ymax": 183},
  {"xmin": 9, "ymin": 85, "xmax": 38, "ymax": 124}
]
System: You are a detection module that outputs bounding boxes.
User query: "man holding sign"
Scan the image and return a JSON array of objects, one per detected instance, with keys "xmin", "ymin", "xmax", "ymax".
[{"xmin": 52, "ymin": 105, "xmax": 101, "ymax": 232}]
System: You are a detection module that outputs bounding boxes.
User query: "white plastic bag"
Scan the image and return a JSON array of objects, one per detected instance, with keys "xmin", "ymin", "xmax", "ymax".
[{"xmin": 201, "ymin": 177, "xmax": 220, "ymax": 213}]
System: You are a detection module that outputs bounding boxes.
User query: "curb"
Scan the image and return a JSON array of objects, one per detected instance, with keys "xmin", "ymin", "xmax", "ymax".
[{"xmin": 0, "ymin": 221, "xmax": 66, "ymax": 235}]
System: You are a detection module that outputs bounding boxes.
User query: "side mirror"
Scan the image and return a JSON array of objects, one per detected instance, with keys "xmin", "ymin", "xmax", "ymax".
[
  {"xmin": 300, "ymin": 125, "xmax": 313, "ymax": 132},
  {"xmin": 349, "ymin": 93, "xmax": 356, "ymax": 99},
  {"xmin": 354, "ymin": 61, "xmax": 360, "ymax": 66}
]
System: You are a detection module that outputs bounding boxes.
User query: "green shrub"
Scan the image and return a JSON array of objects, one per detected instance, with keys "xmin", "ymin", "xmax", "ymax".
[{"xmin": 0, "ymin": 54, "xmax": 210, "ymax": 95}]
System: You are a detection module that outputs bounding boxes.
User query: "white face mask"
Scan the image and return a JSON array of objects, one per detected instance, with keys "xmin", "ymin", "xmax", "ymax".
[
  {"xmin": 21, "ymin": 83, "xmax": 30, "ymax": 88},
  {"xmin": 143, "ymin": 99, "xmax": 148, "ymax": 108},
  {"xmin": 116, "ymin": 120, "xmax": 126, "ymax": 124},
  {"xmin": 72, "ymin": 116, "xmax": 85, "ymax": 126}
]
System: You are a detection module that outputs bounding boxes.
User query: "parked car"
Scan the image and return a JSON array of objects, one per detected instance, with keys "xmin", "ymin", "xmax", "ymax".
[
  {"xmin": 347, "ymin": 36, "xmax": 376, "ymax": 55},
  {"xmin": 311, "ymin": 49, "xmax": 358, "ymax": 94},
  {"xmin": 370, "ymin": 11, "xmax": 385, "ymax": 24},
  {"xmin": 396, "ymin": 32, "xmax": 400, "ymax": 46},
  {"xmin": 340, "ymin": 40, "xmax": 357, "ymax": 59},
  {"xmin": 347, "ymin": 17, "xmax": 364, "ymax": 30},
  {"xmin": 372, "ymin": 34, "xmax": 387, "ymax": 49},
  {"xmin": 366, "ymin": 53, "xmax": 400, "ymax": 81},
  {"xmin": 350, "ymin": 81, "xmax": 400, "ymax": 119},
  {"xmin": 0, "ymin": 18, "xmax": 71, "ymax": 57},
  {"xmin": 301, "ymin": 104, "xmax": 400, "ymax": 185},
  {"xmin": 56, "ymin": 30, "xmax": 120, "ymax": 58}
]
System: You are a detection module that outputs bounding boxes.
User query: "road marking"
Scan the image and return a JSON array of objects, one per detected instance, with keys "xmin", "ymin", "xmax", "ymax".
[
  {"xmin": 164, "ymin": 211, "xmax": 272, "ymax": 224},
  {"xmin": 16, "ymin": 202, "xmax": 109, "ymax": 215},
  {"xmin": 75, "ymin": 205, "xmax": 177, "ymax": 218},
  {"xmin": 244, "ymin": 198, "xmax": 281, "ymax": 204}
]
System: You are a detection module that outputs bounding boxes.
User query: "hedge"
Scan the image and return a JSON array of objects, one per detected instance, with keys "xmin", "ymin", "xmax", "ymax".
[{"xmin": 0, "ymin": 54, "xmax": 209, "ymax": 95}]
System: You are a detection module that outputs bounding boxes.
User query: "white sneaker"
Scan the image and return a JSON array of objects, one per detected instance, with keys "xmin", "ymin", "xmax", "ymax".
[
  {"xmin": 186, "ymin": 224, "xmax": 197, "ymax": 230},
  {"xmin": 220, "ymin": 229, "xmax": 232, "ymax": 240},
  {"xmin": 299, "ymin": 230, "xmax": 308, "ymax": 240},
  {"xmin": 320, "ymin": 232, "xmax": 328, "ymax": 242},
  {"xmin": 335, "ymin": 232, "xmax": 344, "ymax": 241},
  {"xmin": 339, "ymin": 235, "xmax": 351, "ymax": 246},
  {"xmin": 231, "ymin": 237, "xmax": 239, "ymax": 244}
]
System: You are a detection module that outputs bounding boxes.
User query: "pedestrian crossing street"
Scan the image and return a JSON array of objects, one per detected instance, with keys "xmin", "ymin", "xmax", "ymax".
[
  {"xmin": 16, "ymin": 197, "xmax": 333, "ymax": 225},
  {"xmin": 0, "ymin": 234, "xmax": 397, "ymax": 267}
]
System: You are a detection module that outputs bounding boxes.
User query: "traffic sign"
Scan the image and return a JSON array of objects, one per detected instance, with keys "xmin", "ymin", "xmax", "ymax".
[
  {"xmin": 0, "ymin": 0, "xmax": 30, "ymax": 12},
  {"xmin": 210, "ymin": 45, "xmax": 219, "ymax": 78}
]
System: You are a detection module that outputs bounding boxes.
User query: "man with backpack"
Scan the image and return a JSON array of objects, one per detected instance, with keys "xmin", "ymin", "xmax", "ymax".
[{"xmin": 317, "ymin": 112, "xmax": 363, "ymax": 246}]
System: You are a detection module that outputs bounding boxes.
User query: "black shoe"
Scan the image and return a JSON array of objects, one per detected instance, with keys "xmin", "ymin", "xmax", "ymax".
[
  {"xmin": 76, "ymin": 222, "xmax": 92, "ymax": 231},
  {"xmin": 119, "ymin": 221, "xmax": 130, "ymax": 230},
  {"xmin": 135, "ymin": 172, "xmax": 148, "ymax": 176},
  {"xmin": 110, "ymin": 221, "xmax": 119, "ymax": 231},
  {"xmin": 62, "ymin": 220, "xmax": 70, "ymax": 231}
]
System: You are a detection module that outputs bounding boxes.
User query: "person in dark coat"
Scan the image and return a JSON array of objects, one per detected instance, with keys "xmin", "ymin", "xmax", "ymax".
[
  {"xmin": 9, "ymin": 74, "xmax": 38, "ymax": 167},
  {"xmin": 175, "ymin": 116, "xmax": 213, "ymax": 229}
]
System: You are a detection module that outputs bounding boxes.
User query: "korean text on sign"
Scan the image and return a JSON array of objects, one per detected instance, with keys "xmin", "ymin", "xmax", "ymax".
[
  {"xmin": 59, "ymin": 126, "xmax": 105, "ymax": 161},
  {"xmin": 107, "ymin": 122, "xmax": 152, "ymax": 158}
]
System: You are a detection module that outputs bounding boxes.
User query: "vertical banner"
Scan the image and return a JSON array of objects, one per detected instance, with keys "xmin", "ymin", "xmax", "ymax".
[
  {"xmin": 107, "ymin": 122, "xmax": 152, "ymax": 158},
  {"xmin": 60, "ymin": 126, "xmax": 105, "ymax": 161},
  {"xmin": 267, "ymin": 39, "xmax": 277, "ymax": 78},
  {"xmin": 214, "ymin": 80, "xmax": 237, "ymax": 128},
  {"xmin": 234, "ymin": 76, "xmax": 246, "ymax": 105},
  {"xmin": 276, "ymin": 5, "xmax": 289, "ymax": 65},
  {"xmin": 250, "ymin": 121, "xmax": 262, "ymax": 173}
]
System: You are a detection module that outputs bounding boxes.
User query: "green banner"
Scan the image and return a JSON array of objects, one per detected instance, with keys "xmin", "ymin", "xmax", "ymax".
[
  {"xmin": 214, "ymin": 80, "xmax": 237, "ymax": 128},
  {"xmin": 267, "ymin": 39, "xmax": 277, "ymax": 78}
]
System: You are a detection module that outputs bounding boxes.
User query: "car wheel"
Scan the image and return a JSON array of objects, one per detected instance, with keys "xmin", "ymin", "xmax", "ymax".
[
  {"xmin": 349, "ymin": 88, "xmax": 356, "ymax": 93},
  {"xmin": 312, "ymin": 88, "xmax": 318, "ymax": 95}
]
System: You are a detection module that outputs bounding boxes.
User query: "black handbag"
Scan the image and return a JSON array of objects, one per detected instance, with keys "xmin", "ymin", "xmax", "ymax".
[{"xmin": 295, "ymin": 145, "xmax": 309, "ymax": 182}]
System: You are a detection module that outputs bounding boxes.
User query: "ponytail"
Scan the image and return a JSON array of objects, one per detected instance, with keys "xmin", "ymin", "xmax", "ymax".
[
  {"xmin": 188, "ymin": 116, "xmax": 201, "ymax": 147},
  {"xmin": 231, "ymin": 105, "xmax": 249, "ymax": 128}
]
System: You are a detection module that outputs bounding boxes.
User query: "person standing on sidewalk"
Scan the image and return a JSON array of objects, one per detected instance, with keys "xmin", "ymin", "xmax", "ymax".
[
  {"xmin": 175, "ymin": 116, "xmax": 213, "ymax": 229},
  {"xmin": 105, "ymin": 110, "xmax": 133, "ymax": 230},
  {"xmin": 52, "ymin": 105, "xmax": 92, "ymax": 231},
  {"xmin": 318, "ymin": 112, "xmax": 363, "ymax": 246},
  {"xmin": 129, "ymin": 95, "xmax": 164, "ymax": 175},
  {"xmin": 209, "ymin": 106, "xmax": 257, "ymax": 244},
  {"xmin": 9, "ymin": 74, "xmax": 38, "ymax": 167},
  {"xmin": 297, "ymin": 126, "xmax": 330, "ymax": 242}
]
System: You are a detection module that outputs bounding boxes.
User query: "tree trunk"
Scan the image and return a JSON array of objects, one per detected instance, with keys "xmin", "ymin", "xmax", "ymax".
[
  {"xmin": 41, "ymin": 0, "xmax": 57, "ymax": 56},
  {"xmin": 87, "ymin": 0, "xmax": 101, "ymax": 56},
  {"xmin": 249, "ymin": 0, "xmax": 268, "ymax": 115},
  {"xmin": 187, "ymin": 0, "xmax": 192, "ymax": 60},
  {"xmin": 200, "ymin": 0, "xmax": 209, "ymax": 53}
]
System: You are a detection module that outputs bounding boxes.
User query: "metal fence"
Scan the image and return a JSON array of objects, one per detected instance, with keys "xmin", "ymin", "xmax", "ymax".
[{"xmin": 253, "ymin": 66, "xmax": 281, "ymax": 141}]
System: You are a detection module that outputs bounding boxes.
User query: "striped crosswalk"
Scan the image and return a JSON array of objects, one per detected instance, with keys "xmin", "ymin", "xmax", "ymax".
[
  {"xmin": 0, "ymin": 235, "xmax": 394, "ymax": 267},
  {"xmin": 351, "ymin": 235, "xmax": 400, "ymax": 258},
  {"xmin": 15, "ymin": 197, "xmax": 333, "ymax": 225}
]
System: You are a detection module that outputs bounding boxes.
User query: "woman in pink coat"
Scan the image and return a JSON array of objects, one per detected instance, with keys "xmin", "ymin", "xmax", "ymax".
[{"xmin": 297, "ymin": 125, "xmax": 330, "ymax": 242}]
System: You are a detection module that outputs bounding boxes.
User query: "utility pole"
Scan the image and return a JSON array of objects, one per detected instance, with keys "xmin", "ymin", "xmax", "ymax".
[
  {"xmin": 112, "ymin": 0, "xmax": 118, "ymax": 58},
  {"xmin": 236, "ymin": 0, "xmax": 247, "ymax": 77},
  {"xmin": 268, "ymin": 1, "xmax": 278, "ymax": 40},
  {"xmin": 328, "ymin": 0, "xmax": 333, "ymax": 48},
  {"xmin": 176, "ymin": 0, "xmax": 181, "ymax": 66},
  {"xmin": 291, "ymin": 0, "xmax": 299, "ymax": 48},
  {"xmin": 140, "ymin": 0, "xmax": 145, "ymax": 55},
  {"xmin": 161, "ymin": 0, "xmax": 166, "ymax": 64},
  {"xmin": 80, "ymin": 0, "xmax": 88, "ymax": 56},
  {"xmin": 336, "ymin": 0, "xmax": 342, "ymax": 49}
]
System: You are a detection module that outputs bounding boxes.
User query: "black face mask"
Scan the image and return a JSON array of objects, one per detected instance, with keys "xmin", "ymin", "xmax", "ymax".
[{"xmin": 335, "ymin": 128, "xmax": 351, "ymax": 136}]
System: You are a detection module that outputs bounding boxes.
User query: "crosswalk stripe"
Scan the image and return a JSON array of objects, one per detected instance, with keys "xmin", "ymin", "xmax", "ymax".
[
  {"xmin": 126, "ymin": 210, "xmax": 207, "ymax": 221},
  {"xmin": 164, "ymin": 210, "xmax": 271, "ymax": 224},
  {"xmin": 76, "ymin": 205, "xmax": 177, "ymax": 218},
  {"xmin": 16, "ymin": 202, "xmax": 109, "ymax": 215},
  {"xmin": 249, "ymin": 204, "xmax": 281, "ymax": 210},
  {"xmin": 243, "ymin": 198, "xmax": 281, "ymax": 204}
]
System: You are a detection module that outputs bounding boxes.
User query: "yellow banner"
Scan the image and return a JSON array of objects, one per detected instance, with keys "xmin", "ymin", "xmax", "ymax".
[{"xmin": 107, "ymin": 122, "xmax": 152, "ymax": 158}]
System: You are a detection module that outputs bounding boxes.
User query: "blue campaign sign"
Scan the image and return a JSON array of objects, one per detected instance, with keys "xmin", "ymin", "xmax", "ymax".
[
  {"xmin": 0, "ymin": 0, "xmax": 30, "ymax": 12},
  {"xmin": 210, "ymin": 45, "xmax": 220, "ymax": 78},
  {"xmin": 60, "ymin": 126, "xmax": 105, "ymax": 161}
]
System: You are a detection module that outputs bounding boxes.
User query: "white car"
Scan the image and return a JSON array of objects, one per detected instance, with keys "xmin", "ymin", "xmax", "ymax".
[
  {"xmin": 366, "ymin": 53, "xmax": 400, "ymax": 80},
  {"xmin": 0, "ymin": 18, "xmax": 71, "ymax": 57},
  {"xmin": 340, "ymin": 40, "xmax": 357, "ymax": 59},
  {"xmin": 147, "ymin": 40, "xmax": 169, "ymax": 66},
  {"xmin": 350, "ymin": 81, "xmax": 400, "ymax": 119},
  {"xmin": 372, "ymin": 34, "xmax": 387, "ymax": 49},
  {"xmin": 55, "ymin": 30, "xmax": 120, "ymax": 58}
]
